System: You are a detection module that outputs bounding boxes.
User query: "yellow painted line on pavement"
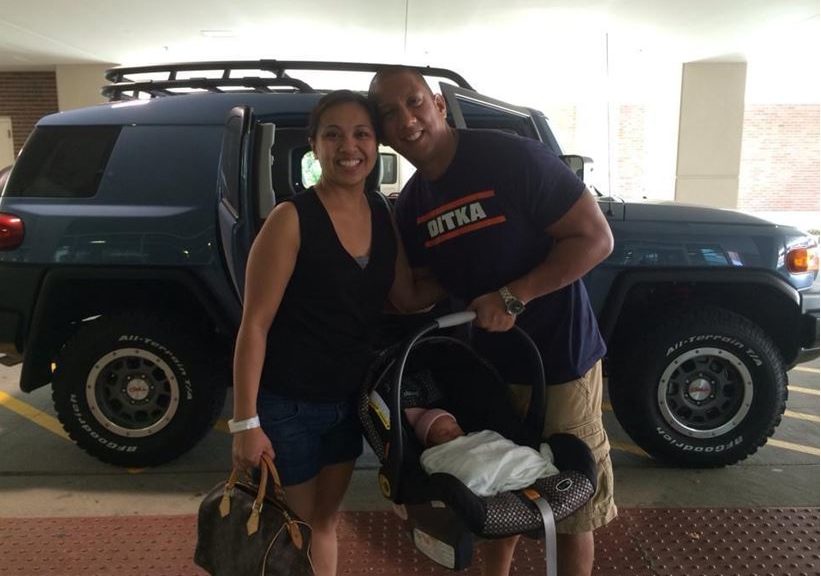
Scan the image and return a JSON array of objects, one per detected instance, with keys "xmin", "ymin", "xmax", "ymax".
[
  {"xmin": 767, "ymin": 438, "xmax": 820, "ymax": 456},
  {"xmin": 3, "ymin": 399, "xmax": 795, "ymax": 459},
  {"xmin": 610, "ymin": 441, "xmax": 649, "ymax": 457},
  {"xmin": 789, "ymin": 386, "xmax": 820, "ymax": 396},
  {"xmin": 600, "ymin": 403, "xmax": 650, "ymax": 456},
  {"xmin": 0, "ymin": 390, "xmax": 70, "ymax": 440},
  {"xmin": 792, "ymin": 366, "xmax": 820, "ymax": 374},
  {"xmin": 605, "ymin": 401, "xmax": 820, "ymax": 455},
  {"xmin": 785, "ymin": 410, "xmax": 820, "ymax": 423}
]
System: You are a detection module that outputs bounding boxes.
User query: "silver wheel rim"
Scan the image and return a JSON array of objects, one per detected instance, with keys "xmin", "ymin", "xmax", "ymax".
[
  {"xmin": 657, "ymin": 347, "xmax": 753, "ymax": 439},
  {"xmin": 85, "ymin": 348, "xmax": 180, "ymax": 437}
]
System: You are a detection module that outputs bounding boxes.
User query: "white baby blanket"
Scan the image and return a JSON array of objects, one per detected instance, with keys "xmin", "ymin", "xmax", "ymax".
[{"xmin": 419, "ymin": 430, "xmax": 559, "ymax": 496}]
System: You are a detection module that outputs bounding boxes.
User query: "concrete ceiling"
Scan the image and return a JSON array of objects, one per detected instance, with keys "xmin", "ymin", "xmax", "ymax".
[
  {"xmin": 1, "ymin": 0, "xmax": 817, "ymax": 66},
  {"xmin": 0, "ymin": 0, "xmax": 818, "ymax": 101}
]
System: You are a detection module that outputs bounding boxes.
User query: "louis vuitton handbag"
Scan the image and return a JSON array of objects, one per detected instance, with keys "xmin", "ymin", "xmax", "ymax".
[{"xmin": 194, "ymin": 454, "xmax": 314, "ymax": 575}]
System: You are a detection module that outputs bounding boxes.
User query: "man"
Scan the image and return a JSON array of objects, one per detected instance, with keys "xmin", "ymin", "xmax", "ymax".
[{"xmin": 369, "ymin": 67, "xmax": 616, "ymax": 576}]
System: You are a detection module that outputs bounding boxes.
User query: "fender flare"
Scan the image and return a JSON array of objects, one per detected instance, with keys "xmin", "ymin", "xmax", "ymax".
[
  {"xmin": 20, "ymin": 267, "xmax": 239, "ymax": 392},
  {"xmin": 598, "ymin": 266, "xmax": 800, "ymax": 343}
]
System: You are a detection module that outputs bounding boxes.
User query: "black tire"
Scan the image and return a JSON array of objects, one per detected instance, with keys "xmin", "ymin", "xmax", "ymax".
[
  {"xmin": 51, "ymin": 314, "xmax": 227, "ymax": 467},
  {"xmin": 609, "ymin": 306, "xmax": 787, "ymax": 467}
]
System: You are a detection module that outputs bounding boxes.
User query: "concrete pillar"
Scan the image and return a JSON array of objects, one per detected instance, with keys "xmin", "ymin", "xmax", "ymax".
[
  {"xmin": 55, "ymin": 64, "xmax": 116, "ymax": 111},
  {"xmin": 675, "ymin": 62, "xmax": 747, "ymax": 208}
]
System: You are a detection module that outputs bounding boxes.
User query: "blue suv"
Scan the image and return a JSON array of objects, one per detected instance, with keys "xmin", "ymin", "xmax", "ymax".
[{"xmin": 0, "ymin": 61, "xmax": 817, "ymax": 467}]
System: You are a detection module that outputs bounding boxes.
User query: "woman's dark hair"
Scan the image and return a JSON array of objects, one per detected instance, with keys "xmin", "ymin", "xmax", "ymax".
[{"xmin": 307, "ymin": 90, "xmax": 377, "ymax": 141}]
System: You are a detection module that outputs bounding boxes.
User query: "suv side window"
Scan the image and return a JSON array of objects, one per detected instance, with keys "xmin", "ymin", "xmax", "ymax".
[
  {"xmin": 221, "ymin": 115, "xmax": 245, "ymax": 214},
  {"xmin": 453, "ymin": 97, "xmax": 540, "ymax": 139},
  {"xmin": 297, "ymin": 149, "xmax": 400, "ymax": 191},
  {"xmin": 4, "ymin": 126, "xmax": 120, "ymax": 198}
]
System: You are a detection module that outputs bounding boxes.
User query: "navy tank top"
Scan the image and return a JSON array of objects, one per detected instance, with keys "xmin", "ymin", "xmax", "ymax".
[{"xmin": 260, "ymin": 188, "xmax": 397, "ymax": 401}]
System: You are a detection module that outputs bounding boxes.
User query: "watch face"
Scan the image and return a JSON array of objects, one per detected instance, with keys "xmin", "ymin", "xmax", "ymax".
[
  {"xmin": 507, "ymin": 299, "xmax": 526, "ymax": 315},
  {"xmin": 500, "ymin": 287, "xmax": 525, "ymax": 316}
]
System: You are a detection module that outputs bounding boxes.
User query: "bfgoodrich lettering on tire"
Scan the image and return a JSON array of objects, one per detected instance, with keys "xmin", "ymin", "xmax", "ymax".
[
  {"xmin": 610, "ymin": 306, "xmax": 787, "ymax": 467},
  {"xmin": 52, "ymin": 314, "xmax": 226, "ymax": 467}
]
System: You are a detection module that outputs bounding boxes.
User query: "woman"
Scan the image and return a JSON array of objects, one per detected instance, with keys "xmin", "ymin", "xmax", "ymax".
[{"xmin": 230, "ymin": 90, "xmax": 440, "ymax": 576}]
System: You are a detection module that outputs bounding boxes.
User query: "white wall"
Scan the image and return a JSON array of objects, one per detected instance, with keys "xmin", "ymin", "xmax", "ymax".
[
  {"xmin": 675, "ymin": 62, "xmax": 747, "ymax": 208},
  {"xmin": 56, "ymin": 64, "xmax": 114, "ymax": 111},
  {"xmin": 0, "ymin": 117, "xmax": 14, "ymax": 167}
]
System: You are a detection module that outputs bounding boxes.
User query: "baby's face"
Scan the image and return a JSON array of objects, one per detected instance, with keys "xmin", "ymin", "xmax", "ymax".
[{"xmin": 427, "ymin": 417, "xmax": 464, "ymax": 446}]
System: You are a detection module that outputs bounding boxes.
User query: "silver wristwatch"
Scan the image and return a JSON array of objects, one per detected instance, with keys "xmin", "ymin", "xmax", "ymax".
[{"xmin": 499, "ymin": 286, "xmax": 525, "ymax": 316}]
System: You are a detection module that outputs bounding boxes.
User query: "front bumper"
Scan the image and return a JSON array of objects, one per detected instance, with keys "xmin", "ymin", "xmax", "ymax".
[
  {"xmin": 795, "ymin": 286, "xmax": 820, "ymax": 364},
  {"xmin": 794, "ymin": 312, "xmax": 820, "ymax": 365}
]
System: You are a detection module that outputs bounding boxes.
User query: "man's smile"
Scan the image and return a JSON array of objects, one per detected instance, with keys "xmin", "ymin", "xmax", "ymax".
[{"xmin": 402, "ymin": 129, "xmax": 423, "ymax": 143}]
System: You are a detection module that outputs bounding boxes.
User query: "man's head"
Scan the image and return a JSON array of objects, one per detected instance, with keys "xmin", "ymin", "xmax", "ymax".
[{"xmin": 368, "ymin": 67, "xmax": 455, "ymax": 178}]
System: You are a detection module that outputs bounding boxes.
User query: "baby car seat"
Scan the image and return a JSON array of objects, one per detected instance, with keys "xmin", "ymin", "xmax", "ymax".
[{"xmin": 359, "ymin": 312, "xmax": 596, "ymax": 576}]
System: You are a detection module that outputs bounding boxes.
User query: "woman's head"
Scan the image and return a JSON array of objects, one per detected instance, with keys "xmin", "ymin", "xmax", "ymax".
[
  {"xmin": 307, "ymin": 90, "xmax": 379, "ymax": 191},
  {"xmin": 308, "ymin": 90, "xmax": 376, "ymax": 140}
]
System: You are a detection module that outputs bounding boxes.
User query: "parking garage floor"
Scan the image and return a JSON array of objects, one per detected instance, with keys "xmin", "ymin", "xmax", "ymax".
[
  {"xmin": 0, "ymin": 505, "xmax": 818, "ymax": 575},
  {"xmin": 1, "ymin": 359, "xmax": 819, "ymax": 575}
]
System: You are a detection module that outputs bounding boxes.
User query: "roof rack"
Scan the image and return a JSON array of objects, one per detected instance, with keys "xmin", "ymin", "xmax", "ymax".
[{"xmin": 102, "ymin": 60, "xmax": 474, "ymax": 101}]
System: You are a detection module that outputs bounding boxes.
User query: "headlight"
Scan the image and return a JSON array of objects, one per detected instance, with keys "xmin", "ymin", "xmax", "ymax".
[{"xmin": 786, "ymin": 241, "xmax": 819, "ymax": 273}]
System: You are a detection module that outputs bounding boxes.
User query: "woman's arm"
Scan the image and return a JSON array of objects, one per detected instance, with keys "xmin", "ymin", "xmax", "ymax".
[
  {"xmin": 232, "ymin": 202, "xmax": 300, "ymax": 470},
  {"xmin": 387, "ymin": 215, "xmax": 446, "ymax": 312}
]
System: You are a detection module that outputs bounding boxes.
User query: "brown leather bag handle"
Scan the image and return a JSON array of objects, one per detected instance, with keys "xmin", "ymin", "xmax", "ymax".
[{"xmin": 217, "ymin": 454, "xmax": 305, "ymax": 547}]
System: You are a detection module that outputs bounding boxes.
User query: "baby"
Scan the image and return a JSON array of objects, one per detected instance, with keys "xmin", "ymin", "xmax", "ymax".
[{"xmin": 404, "ymin": 407, "xmax": 559, "ymax": 497}]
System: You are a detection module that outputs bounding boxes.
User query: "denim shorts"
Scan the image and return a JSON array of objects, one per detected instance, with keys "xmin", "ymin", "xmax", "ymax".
[{"xmin": 257, "ymin": 389, "xmax": 363, "ymax": 487}]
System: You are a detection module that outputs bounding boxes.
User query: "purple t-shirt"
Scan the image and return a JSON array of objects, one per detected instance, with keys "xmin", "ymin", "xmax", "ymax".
[{"xmin": 395, "ymin": 129, "xmax": 605, "ymax": 385}]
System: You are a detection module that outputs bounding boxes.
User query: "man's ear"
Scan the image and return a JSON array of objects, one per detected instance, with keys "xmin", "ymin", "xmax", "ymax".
[{"xmin": 433, "ymin": 93, "xmax": 447, "ymax": 118}]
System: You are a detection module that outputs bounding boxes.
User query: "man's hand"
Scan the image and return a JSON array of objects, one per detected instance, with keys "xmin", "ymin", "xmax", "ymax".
[{"xmin": 468, "ymin": 291, "xmax": 516, "ymax": 332}]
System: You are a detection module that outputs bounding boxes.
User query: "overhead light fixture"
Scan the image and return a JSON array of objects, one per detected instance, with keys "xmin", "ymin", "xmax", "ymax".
[{"xmin": 200, "ymin": 30, "xmax": 236, "ymax": 38}]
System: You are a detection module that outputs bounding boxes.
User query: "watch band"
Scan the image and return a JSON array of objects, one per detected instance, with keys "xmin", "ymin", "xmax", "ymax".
[
  {"xmin": 228, "ymin": 415, "xmax": 261, "ymax": 433},
  {"xmin": 499, "ymin": 285, "xmax": 526, "ymax": 316}
]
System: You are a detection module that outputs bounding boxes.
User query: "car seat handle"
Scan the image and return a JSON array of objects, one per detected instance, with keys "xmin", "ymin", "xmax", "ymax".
[{"xmin": 434, "ymin": 311, "xmax": 477, "ymax": 329}]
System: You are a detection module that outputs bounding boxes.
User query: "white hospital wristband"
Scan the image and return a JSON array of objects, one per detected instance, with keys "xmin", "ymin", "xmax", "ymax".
[{"xmin": 228, "ymin": 416, "xmax": 261, "ymax": 433}]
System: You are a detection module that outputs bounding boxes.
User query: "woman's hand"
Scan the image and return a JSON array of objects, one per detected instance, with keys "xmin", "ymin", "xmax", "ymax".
[
  {"xmin": 468, "ymin": 291, "xmax": 516, "ymax": 332},
  {"xmin": 232, "ymin": 427, "xmax": 275, "ymax": 472}
]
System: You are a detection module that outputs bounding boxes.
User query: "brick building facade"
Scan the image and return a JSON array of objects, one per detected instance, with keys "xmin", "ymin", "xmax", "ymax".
[
  {"xmin": 0, "ymin": 72, "xmax": 59, "ymax": 155},
  {"xmin": 609, "ymin": 102, "xmax": 819, "ymax": 217},
  {"xmin": 738, "ymin": 105, "xmax": 820, "ymax": 213}
]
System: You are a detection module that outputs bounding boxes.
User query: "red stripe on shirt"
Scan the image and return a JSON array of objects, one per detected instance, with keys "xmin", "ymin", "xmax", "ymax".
[
  {"xmin": 415, "ymin": 190, "xmax": 496, "ymax": 224},
  {"xmin": 424, "ymin": 215, "xmax": 507, "ymax": 248}
]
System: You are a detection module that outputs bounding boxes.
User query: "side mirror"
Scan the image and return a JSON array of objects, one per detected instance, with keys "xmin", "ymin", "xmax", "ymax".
[{"xmin": 560, "ymin": 154, "xmax": 594, "ymax": 182}]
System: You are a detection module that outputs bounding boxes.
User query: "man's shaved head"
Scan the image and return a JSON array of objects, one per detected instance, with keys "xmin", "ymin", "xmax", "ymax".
[{"xmin": 368, "ymin": 66, "xmax": 433, "ymax": 101}]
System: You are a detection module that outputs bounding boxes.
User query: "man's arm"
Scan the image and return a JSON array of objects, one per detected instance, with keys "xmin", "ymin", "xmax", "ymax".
[
  {"xmin": 512, "ymin": 187, "xmax": 613, "ymax": 302},
  {"xmin": 469, "ymin": 187, "xmax": 613, "ymax": 331}
]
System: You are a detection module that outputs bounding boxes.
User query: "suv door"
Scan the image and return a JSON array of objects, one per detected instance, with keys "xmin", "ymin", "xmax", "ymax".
[
  {"xmin": 440, "ymin": 84, "xmax": 551, "ymax": 145},
  {"xmin": 217, "ymin": 106, "xmax": 255, "ymax": 300}
]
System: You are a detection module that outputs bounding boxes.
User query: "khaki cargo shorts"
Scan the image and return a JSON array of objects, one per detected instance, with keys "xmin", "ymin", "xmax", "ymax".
[{"xmin": 509, "ymin": 360, "xmax": 617, "ymax": 534}]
